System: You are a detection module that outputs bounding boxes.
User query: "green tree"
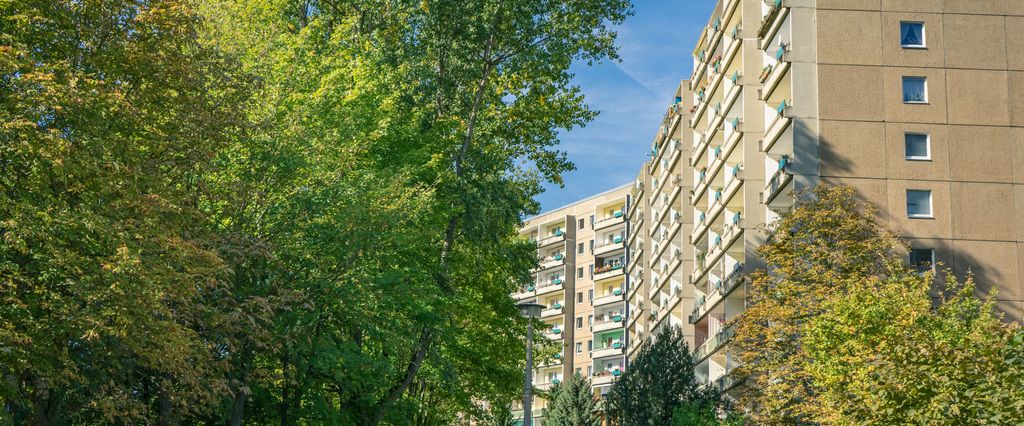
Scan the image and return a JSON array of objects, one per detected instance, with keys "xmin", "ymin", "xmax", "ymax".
[
  {"xmin": 605, "ymin": 326, "xmax": 721, "ymax": 426},
  {"xmin": 734, "ymin": 185, "xmax": 1024, "ymax": 425},
  {"xmin": 545, "ymin": 373, "xmax": 598, "ymax": 426},
  {"xmin": 0, "ymin": 0, "xmax": 249, "ymax": 422},
  {"xmin": 671, "ymin": 401, "xmax": 744, "ymax": 426},
  {"xmin": 732, "ymin": 185, "xmax": 908, "ymax": 423}
]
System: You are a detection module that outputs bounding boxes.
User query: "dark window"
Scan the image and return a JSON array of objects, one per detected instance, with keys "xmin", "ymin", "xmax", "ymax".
[
  {"xmin": 578, "ymin": 243, "xmax": 584, "ymax": 254},
  {"xmin": 904, "ymin": 133, "xmax": 930, "ymax": 160},
  {"xmin": 588, "ymin": 289, "xmax": 594, "ymax": 301},
  {"xmin": 576, "ymin": 342, "xmax": 582, "ymax": 353},
  {"xmin": 902, "ymin": 76, "xmax": 927, "ymax": 103},
  {"xmin": 588, "ymin": 315, "xmax": 593, "ymax": 326},
  {"xmin": 576, "ymin": 317, "xmax": 583, "ymax": 328},
  {"xmin": 590, "ymin": 239, "xmax": 595, "ymax": 253},
  {"xmin": 587, "ymin": 340, "xmax": 593, "ymax": 351},
  {"xmin": 900, "ymin": 21, "xmax": 925, "ymax": 48},
  {"xmin": 578, "ymin": 218, "xmax": 584, "ymax": 230},
  {"xmin": 910, "ymin": 248, "xmax": 934, "ymax": 273},
  {"xmin": 589, "ymin": 265, "xmax": 594, "ymax": 279},
  {"xmin": 577, "ymin": 267, "xmax": 583, "ymax": 278},
  {"xmin": 577, "ymin": 292, "xmax": 583, "ymax": 303},
  {"xmin": 590, "ymin": 215, "xmax": 595, "ymax": 227}
]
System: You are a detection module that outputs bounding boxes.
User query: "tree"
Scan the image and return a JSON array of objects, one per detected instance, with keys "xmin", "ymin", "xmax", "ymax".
[
  {"xmin": 671, "ymin": 401, "xmax": 744, "ymax": 426},
  {"xmin": 545, "ymin": 373, "xmax": 599, "ymax": 426},
  {"xmin": 803, "ymin": 268, "xmax": 1024, "ymax": 424},
  {"xmin": 732, "ymin": 185, "xmax": 909, "ymax": 423},
  {"xmin": 0, "ymin": 0, "xmax": 250, "ymax": 422},
  {"xmin": 605, "ymin": 327, "xmax": 722, "ymax": 426},
  {"xmin": 734, "ymin": 185, "xmax": 1024, "ymax": 424}
]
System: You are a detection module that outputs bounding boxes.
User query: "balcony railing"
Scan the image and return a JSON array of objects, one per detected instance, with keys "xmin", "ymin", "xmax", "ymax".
[
  {"xmin": 694, "ymin": 326, "xmax": 735, "ymax": 361},
  {"xmin": 758, "ymin": 0, "xmax": 784, "ymax": 39}
]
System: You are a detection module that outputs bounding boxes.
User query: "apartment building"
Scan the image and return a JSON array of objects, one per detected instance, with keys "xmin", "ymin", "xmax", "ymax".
[
  {"xmin": 514, "ymin": 0, "xmax": 1024, "ymax": 416},
  {"xmin": 512, "ymin": 186, "xmax": 631, "ymax": 424}
]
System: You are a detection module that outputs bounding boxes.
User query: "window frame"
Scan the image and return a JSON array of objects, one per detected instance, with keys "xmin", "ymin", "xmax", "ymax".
[
  {"xmin": 902, "ymin": 76, "xmax": 928, "ymax": 104},
  {"xmin": 578, "ymin": 218, "xmax": 585, "ymax": 230},
  {"xmin": 900, "ymin": 21, "xmax": 926, "ymax": 49},
  {"xmin": 910, "ymin": 248, "xmax": 935, "ymax": 274},
  {"xmin": 906, "ymin": 189, "xmax": 934, "ymax": 219},
  {"xmin": 577, "ymin": 292, "xmax": 583, "ymax": 303},
  {"xmin": 904, "ymin": 132, "xmax": 931, "ymax": 161},
  {"xmin": 576, "ymin": 342, "xmax": 582, "ymax": 353}
]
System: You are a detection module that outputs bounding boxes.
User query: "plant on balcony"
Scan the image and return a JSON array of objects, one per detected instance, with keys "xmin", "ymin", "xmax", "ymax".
[
  {"xmin": 613, "ymin": 288, "xmax": 623, "ymax": 296},
  {"xmin": 759, "ymin": 64, "xmax": 774, "ymax": 82},
  {"xmin": 553, "ymin": 302, "xmax": 562, "ymax": 309}
]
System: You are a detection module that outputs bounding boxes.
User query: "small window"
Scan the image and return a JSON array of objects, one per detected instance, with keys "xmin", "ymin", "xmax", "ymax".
[
  {"xmin": 588, "ymin": 315, "xmax": 593, "ymax": 326},
  {"xmin": 910, "ymin": 248, "xmax": 935, "ymax": 273},
  {"xmin": 577, "ymin": 292, "xmax": 583, "ymax": 303},
  {"xmin": 577, "ymin": 267, "xmax": 583, "ymax": 278},
  {"xmin": 578, "ymin": 243, "xmax": 584, "ymax": 254},
  {"xmin": 590, "ymin": 215, "xmax": 595, "ymax": 227},
  {"xmin": 587, "ymin": 340, "xmax": 593, "ymax": 351},
  {"xmin": 576, "ymin": 342, "xmax": 582, "ymax": 353},
  {"xmin": 906, "ymin": 189, "xmax": 933, "ymax": 218},
  {"xmin": 904, "ymin": 133, "xmax": 930, "ymax": 160},
  {"xmin": 900, "ymin": 22, "xmax": 925, "ymax": 48},
  {"xmin": 589, "ymin": 265, "xmax": 594, "ymax": 278},
  {"xmin": 578, "ymin": 218, "xmax": 585, "ymax": 230},
  {"xmin": 576, "ymin": 317, "xmax": 583, "ymax": 328},
  {"xmin": 587, "ymin": 366, "xmax": 593, "ymax": 376},
  {"xmin": 903, "ymin": 77, "xmax": 927, "ymax": 103},
  {"xmin": 589, "ymin": 239, "xmax": 594, "ymax": 253},
  {"xmin": 588, "ymin": 289, "xmax": 594, "ymax": 301}
]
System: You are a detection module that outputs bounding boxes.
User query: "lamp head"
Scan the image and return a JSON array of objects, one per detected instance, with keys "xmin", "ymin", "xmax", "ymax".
[{"xmin": 516, "ymin": 302, "xmax": 545, "ymax": 318}]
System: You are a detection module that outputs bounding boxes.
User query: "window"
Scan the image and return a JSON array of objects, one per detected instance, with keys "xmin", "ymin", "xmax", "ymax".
[
  {"xmin": 577, "ymin": 292, "xmax": 583, "ymax": 303},
  {"xmin": 587, "ymin": 340, "xmax": 593, "ymax": 351},
  {"xmin": 589, "ymin": 239, "xmax": 594, "ymax": 253},
  {"xmin": 577, "ymin": 267, "xmax": 583, "ymax": 278},
  {"xmin": 904, "ymin": 133, "xmax": 930, "ymax": 160},
  {"xmin": 589, "ymin": 264, "xmax": 594, "ymax": 278},
  {"xmin": 590, "ymin": 215, "xmax": 595, "ymax": 227},
  {"xmin": 906, "ymin": 189, "xmax": 933, "ymax": 218},
  {"xmin": 588, "ymin": 289, "xmax": 594, "ymax": 301},
  {"xmin": 578, "ymin": 242, "xmax": 584, "ymax": 254},
  {"xmin": 902, "ymin": 77, "xmax": 927, "ymax": 103},
  {"xmin": 578, "ymin": 218, "xmax": 585, "ymax": 230},
  {"xmin": 588, "ymin": 315, "xmax": 593, "ymax": 326},
  {"xmin": 576, "ymin": 317, "xmax": 583, "ymax": 328},
  {"xmin": 910, "ymin": 248, "xmax": 935, "ymax": 273},
  {"xmin": 900, "ymin": 21, "xmax": 925, "ymax": 48},
  {"xmin": 587, "ymin": 366, "xmax": 593, "ymax": 376},
  {"xmin": 576, "ymin": 342, "xmax": 582, "ymax": 353}
]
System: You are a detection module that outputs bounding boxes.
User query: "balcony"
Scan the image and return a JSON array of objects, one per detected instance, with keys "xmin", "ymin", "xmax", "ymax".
[
  {"xmin": 537, "ymin": 231, "xmax": 565, "ymax": 248},
  {"xmin": 592, "ymin": 316, "xmax": 625, "ymax": 333},
  {"xmin": 594, "ymin": 264, "xmax": 624, "ymax": 281},
  {"xmin": 545, "ymin": 327, "xmax": 564, "ymax": 340},
  {"xmin": 690, "ymin": 263, "xmax": 745, "ymax": 324},
  {"xmin": 761, "ymin": 100, "xmax": 791, "ymax": 154},
  {"xmin": 592, "ymin": 290, "xmax": 624, "ymax": 307},
  {"xmin": 536, "ymin": 278, "xmax": 564, "ymax": 296},
  {"xmin": 536, "ymin": 253, "xmax": 565, "ymax": 271},
  {"xmin": 763, "ymin": 158, "xmax": 792, "ymax": 206},
  {"xmin": 594, "ymin": 212, "xmax": 625, "ymax": 231},
  {"xmin": 761, "ymin": 45, "xmax": 790, "ymax": 101},
  {"xmin": 714, "ymin": 371, "xmax": 740, "ymax": 393},
  {"xmin": 758, "ymin": 0, "xmax": 788, "ymax": 44},
  {"xmin": 541, "ymin": 303, "xmax": 563, "ymax": 319},
  {"xmin": 693, "ymin": 326, "xmax": 734, "ymax": 362},
  {"xmin": 594, "ymin": 238, "xmax": 625, "ymax": 256},
  {"xmin": 591, "ymin": 369, "xmax": 622, "ymax": 386},
  {"xmin": 591, "ymin": 342, "xmax": 625, "ymax": 360}
]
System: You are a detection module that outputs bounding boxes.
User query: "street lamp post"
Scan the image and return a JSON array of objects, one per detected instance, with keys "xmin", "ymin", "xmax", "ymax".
[{"xmin": 517, "ymin": 302, "xmax": 544, "ymax": 426}]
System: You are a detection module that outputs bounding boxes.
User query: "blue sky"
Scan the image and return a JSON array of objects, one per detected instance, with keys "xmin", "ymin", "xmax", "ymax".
[{"xmin": 536, "ymin": 0, "xmax": 715, "ymax": 212}]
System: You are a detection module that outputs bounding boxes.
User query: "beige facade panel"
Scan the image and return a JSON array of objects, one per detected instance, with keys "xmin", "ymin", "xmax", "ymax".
[
  {"xmin": 952, "ymin": 239, "xmax": 1020, "ymax": 301},
  {"xmin": 881, "ymin": 0, "xmax": 942, "ymax": 13},
  {"xmin": 819, "ymin": 120, "xmax": 887, "ymax": 178},
  {"xmin": 817, "ymin": 0, "xmax": 880, "ymax": 10},
  {"xmin": 1007, "ymin": 17, "xmax": 1024, "ymax": 70},
  {"xmin": 1009, "ymin": 72, "xmax": 1024, "ymax": 126},
  {"xmin": 881, "ymin": 12, "xmax": 945, "ymax": 68},
  {"xmin": 820, "ymin": 176, "xmax": 891, "ymax": 220},
  {"xmin": 946, "ymin": 69, "xmax": 1010, "ymax": 126},
  {"xmin": 885, "ymin": 179, "xmax": 953, "ymax": 239},
  {"xmin": 947, "ymin": 125, "xmax": 1014, "ymax": 183},
  {"xmin": 1014, "ymin": 127, "xmax": 1024, "ymax": 185},
  {"xmin": 882, "ymin": 67, "xmax": 948, "ymax": 124},
  {"xmin": 942, "ymin": 14, "xmax": 1006, "ymax": 70},
  {"xmin": 818, "ymin": 65, "xmax": 884, "ymax": 121},
  {"xmin": 943, "ymin": 0, "xmax": 1008, "ymax": 16},
  {"xmin": 883, "ymin": 122, "xmax": 950, "ymax": 181},
  {"xmin": 816, "ymin": 10, "xmax": 881, "ymax": 66},
  {"xmin": 950, "ymin": 182, "xmax": 1015, "ymax": 241}
]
